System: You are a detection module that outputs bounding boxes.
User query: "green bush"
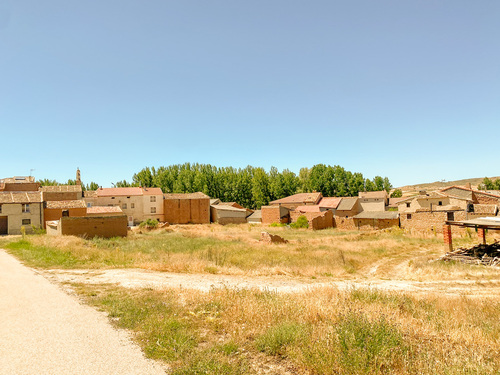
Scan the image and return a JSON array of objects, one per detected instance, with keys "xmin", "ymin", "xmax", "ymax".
[
  {"xmin": 139, "ymin": 219, "xmax": 159, "ymax": 229},
  {"xmin": 290, "ymin": 215, "xmax": 309, "ymax": 229},
  {"xmin": 269, "ymin": 222, "xmax": 286, "ymax": 227},
  {"xmin": 256, "ymin": 321, "xmax": 306, "ymax": 356}
]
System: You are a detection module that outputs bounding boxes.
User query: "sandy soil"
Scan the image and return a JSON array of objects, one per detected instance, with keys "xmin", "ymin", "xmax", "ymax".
[{"xmin": 41, "ymin": 267, "xmax": 500, "ymax": 298}]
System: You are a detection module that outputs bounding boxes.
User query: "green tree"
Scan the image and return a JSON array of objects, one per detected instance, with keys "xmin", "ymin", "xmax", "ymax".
[
  {"xmin": 390, "ymin": 189, "xmax": 403, "ymax": 198},
  {"xmin": 37, "ymin": 179, "xmax": 60, "ymax": 186}
]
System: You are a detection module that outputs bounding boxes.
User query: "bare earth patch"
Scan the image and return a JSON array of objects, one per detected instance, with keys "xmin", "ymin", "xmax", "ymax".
[{"xmin": 41, "ymin": 267, "xmax": 500, "ymax": 298}]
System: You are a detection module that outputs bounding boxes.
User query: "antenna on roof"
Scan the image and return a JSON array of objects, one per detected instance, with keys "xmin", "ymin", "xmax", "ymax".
[{"xmin": 30, "ymin": 169, "xmax": 35, "ymax": 177}]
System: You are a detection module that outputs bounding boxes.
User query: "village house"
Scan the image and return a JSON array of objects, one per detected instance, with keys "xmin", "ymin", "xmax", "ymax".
[
  {"xmin": 41, "ymin": 185, "xmax": 83, "ymax": 201},
  {"xmin": 269, "ymin": 192, "xmax": 323, "ymax": 210},
  {"xmin": 0, "ymin": 176, "xmax": 40, "ymax": 192},
  {"xmin": 43, "ymin": 200, "xmax": 87, "ymax": 228},
  {"xmin": 164, "ymin": 192, "xmax": 210, "ymax": 224},
  {"xmin": 440, "ymin": 185, "xmax": 500, "ymax": 205},
  {"xmin": 85, "ymin": 187, "xmax": 164, "ymax": 226},
  {"xmin": 358, "ymin": 191, "xmax": 388, "ymax": 211},
  {"xmin": 0, "ymin": 191, "xmax": 44, "ymax": 235}
]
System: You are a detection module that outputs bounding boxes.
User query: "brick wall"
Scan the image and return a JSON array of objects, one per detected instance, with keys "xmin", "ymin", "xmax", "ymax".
[{"xmin": 60, "ymin": 215, "xmax": 128, "ymax": 238}]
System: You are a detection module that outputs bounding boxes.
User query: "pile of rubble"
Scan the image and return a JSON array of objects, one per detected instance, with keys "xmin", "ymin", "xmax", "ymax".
[{"xmin": 440, "ymin": 242, "xmax": 500, "ymax": 266}]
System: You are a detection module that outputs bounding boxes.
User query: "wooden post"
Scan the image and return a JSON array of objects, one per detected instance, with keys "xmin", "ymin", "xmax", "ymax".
[
  {"xmin": 478, "ymin": 227, "xmax": 486, "ymax": 245},
  {"xmin": 443, "ymin": 225, "xmax": 453, "ymax": 252}
]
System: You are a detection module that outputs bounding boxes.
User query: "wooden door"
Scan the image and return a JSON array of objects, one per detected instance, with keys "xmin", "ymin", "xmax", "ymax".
[{"xmin": 0, "ymin": 216, "xmax": 8, "ymax": 235}]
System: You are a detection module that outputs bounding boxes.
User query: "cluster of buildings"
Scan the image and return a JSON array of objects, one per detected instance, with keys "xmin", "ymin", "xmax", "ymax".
[
  {"xmin": 260, "ymin": 185, "xmax": 500, "ymax": 232},
  {"xmin": 1, "ymin": 169, "xmax": 499, "ymax": 238}
]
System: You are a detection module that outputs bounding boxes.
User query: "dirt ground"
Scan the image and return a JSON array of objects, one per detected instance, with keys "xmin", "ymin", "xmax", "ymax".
[{"xmin": 41, "ymin": 266, "xmax": 500, "ymax": 298}]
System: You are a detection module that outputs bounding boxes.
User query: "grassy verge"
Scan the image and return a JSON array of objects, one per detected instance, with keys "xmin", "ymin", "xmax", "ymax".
[
  {"xmin": 73, "ymin": 284, "xmax": 500, "ymax": 374},
  {"xmin": 3, "ymin": 224, "xmax": 495, "ymax": 280}
]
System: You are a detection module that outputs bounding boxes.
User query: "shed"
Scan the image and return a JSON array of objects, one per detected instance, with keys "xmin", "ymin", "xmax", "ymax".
[
  {"xmin": 164, "ymin": 192, "xmax": 210, "ymax": 224},
  {"xmin": 210, "ymin": 204, "xmax": 248, "ymax": 225},
  {"xmin": 353, "ymin": 211, "xmax": 400, "ymax": 230},
  {"xmin": 43, "ymin": 200, "xmax": 87, "ymax": 228},
  {"xmin": 247, "ymin": 210, "xmax": 262, "ymax": 224}
]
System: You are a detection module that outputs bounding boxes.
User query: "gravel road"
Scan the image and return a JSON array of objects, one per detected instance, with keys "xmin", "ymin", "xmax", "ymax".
[{"xmin": 0, "ymin": 250, "xmax": 167, "ymax": 375}]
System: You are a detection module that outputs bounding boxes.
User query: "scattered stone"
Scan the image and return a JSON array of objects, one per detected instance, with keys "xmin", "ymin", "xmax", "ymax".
[
  {"xmin": 260, "ymin": 232, "xmax": 288, "ymax": 244},
  {"xmin": 439, "ymin": 242, "xmax": 500, "ymax": 266}
]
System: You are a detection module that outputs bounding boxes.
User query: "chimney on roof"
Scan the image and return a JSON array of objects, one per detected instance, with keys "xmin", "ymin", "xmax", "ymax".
[
  {"xmin": 76, "ymin": 168, "xmax": 81, "ymax": 185},
  {"xmin": 466, "ymin": 183, "xmax": 472, "ymax": 190}
]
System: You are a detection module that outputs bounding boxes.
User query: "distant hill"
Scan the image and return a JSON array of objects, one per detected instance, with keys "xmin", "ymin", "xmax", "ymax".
[{"xmin": 399, "ymin": 176, "xmax": 500, "ymax": 193}]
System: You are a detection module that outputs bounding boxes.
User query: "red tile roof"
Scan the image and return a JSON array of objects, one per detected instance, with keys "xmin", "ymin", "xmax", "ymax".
[
  {"xmin": 45, "ymin": 200, "xmax": 87, "ymax": 209},
  {"xmin": 318, "ymin": 197, "xmax": 342, "ymax": 209}
]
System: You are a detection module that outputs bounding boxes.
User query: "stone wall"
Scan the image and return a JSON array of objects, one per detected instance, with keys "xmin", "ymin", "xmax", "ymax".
[
  {"xmin": 353, "ymin": 217, "xmax": 400, "ymax": 230},
  {"xmin": 60, "ymin": 215, "xmax": 128, "ymax": 238},
  {"xmin": 289, "ymin": 210, "xmax": 334, "ymax": 230},
  {"xmin": 334, "ymin": 216, "xmax": 356, "ymax": 230}
]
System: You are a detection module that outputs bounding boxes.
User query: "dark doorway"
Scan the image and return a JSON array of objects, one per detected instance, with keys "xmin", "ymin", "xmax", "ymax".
[
  {"xmin": 0, "ymin": 216, "xmax": 8, "ymax": 235},
  {"xmin": 62, "ymin": 210, "xmax": 69, "ymax": 217}
]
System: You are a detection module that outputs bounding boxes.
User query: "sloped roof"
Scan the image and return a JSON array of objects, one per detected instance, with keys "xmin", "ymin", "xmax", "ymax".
[
  {"xmin": 0, "ymin": 176, "xmax": 35, "ymax": 183},
  {"xmin": 247, "ymin": 210, "xmax": 262, "ymax": 220},
  {"xmin": 97, "ymin": 187, "xmax": 163, "ymax": 197},
  {"xmin": 358, "ymin": 191, "xmax": 387, "ymax": 199},
  {"xmin": 0, "ymin": 192, "xmax": 42, "ymax": 204},
  {"xmin": 441, "ymin": 186, "xmax": 500, "ymax": 199},
  {"xmin": 45, "ymin": 200, "xmax": 86, "ymax": 209},
  {"xmin": 270, "ymin": 192, "xmax": 322, "ymax": 205},
  {"xmin": 388, "ymin": 198, "xmax": 406, "ymax": 207},
  {"xmin": 41, "ymin": 185, "xmax": 82, "ymax": 193},
  {"xmin": 336, "ymin": 197, "xmax": 358, "ymax": 211},
  {"xmin": 318, "ymin": 197, "xmax": 342, "ymax": 209},
  {"xmin": 164, "ymin": 192, "xmax": 210, "ymax": 199},
  {"xmin": 295, "ymin": 205, "xmax": 322, "ymax": 213},
  {"xmin": 87, "ymin": 206, "xmax": 123, "ymax": 214},
  {"xmin": 210, "ymin": 204, "xmax": 247, "ymax": 212},
  {"xmin": 84, "ymin": 190, "xmax": 98, "ymax": 198},
  {"xmin": 218, "ymin": 201, "xmax": 245, "ymax": 209},
  {"xmin": 354, "ymin": 211, "xmax": 399, "ymax": 220}
]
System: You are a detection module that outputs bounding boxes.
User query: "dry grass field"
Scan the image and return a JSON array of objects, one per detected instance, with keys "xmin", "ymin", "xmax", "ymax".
[{"xmin": 2, "ymin": 224, "xmax": 500, "ymax": 374}]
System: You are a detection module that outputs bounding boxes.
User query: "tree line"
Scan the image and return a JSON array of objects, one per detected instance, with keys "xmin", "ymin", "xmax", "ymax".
[
  {"xmin": 37, "ymin": 178, "xmax": 99, "ymax": 191},
  {"xmin": 115, "ymin": 163, "xmax": 392, "ymax": 209}
]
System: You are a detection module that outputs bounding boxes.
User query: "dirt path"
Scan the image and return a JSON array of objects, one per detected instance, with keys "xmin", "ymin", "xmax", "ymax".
[
  {"xmin": 0, "ymin": 250, "xmax": 168, "ymax": 375},
  {"xmin": 42, "ymin": 267, "xmax": 500, "ymax": 298}
]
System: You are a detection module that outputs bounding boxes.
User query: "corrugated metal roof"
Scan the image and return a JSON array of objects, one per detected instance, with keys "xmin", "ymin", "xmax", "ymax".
[
  {"xmin": 164, "ymin": 192, "xmax": 210, "ymax": 199},
  {"xmin": 270, "ymin": 192, "xmax": 322, "ymax": 205},
  {"xmin": 0, "ymin": 192, "xmax": 42, "ymax": 203},
  {"xmin": 46, "ymin": 200, "xmax": 86, "ymax": 209},
  {"xmin": 336, "ymin": 197, "xmax": 358, "ymax": 211},
  {"xmin": 353, "ymin": 211, "xmax": 399, "ymax": 220}
]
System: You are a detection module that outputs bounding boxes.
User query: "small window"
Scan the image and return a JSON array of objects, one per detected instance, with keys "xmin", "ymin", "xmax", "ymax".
[
  {"xmin": 127, "ymin": 196, "xmax": 130, "ymax": 199},
  {"xmin": 22, "ymin": 219, "xmax": 31, "ymax": 225},
  {"xmin": 62, "ymin": 210, "xmax": 69, "ymax": 217},
  {"xmin": 87, "ymin": 203, "xmax": 92, "ymax": 208},
  {"xmin": 22, "ymin": 204, "xmax": 30, "ymax": 213},
  {"xmin": 406, "ymin": 203, "xmax": 410, "ymax": 208},
  {"xmin": 150, "ymin": 196, "xmax": 156, "ymax": 202},
  {"xmin": 447, "ymin": 212, "xmax": 455, "ymax": 221},
  {"xmin": 131, "ymin": 203, "xmax": 135, "ymax": 209},
  {"xmin": 122, "ymin": 204, "xmax": 127, "ymax": 209},
  {"xmin": 438, "ymin": 201, "xmax": 442, "ymax": 206},
  {"xmin": 407, "ymin": 214, "xmax": 412, "ymax": 220},
  {"xmin": 0, "ymin": 204, "xmax": 2, "ymax": 213},
  {"xmin": 151, "ymin": 207, "xmax": 156, "ymax": 213}
]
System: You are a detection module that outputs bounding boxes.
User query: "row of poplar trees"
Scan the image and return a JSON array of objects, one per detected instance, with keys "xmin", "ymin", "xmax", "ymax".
[{"xmin": 116, "ymin": 163, "xmax": 392, "ymax": 210}]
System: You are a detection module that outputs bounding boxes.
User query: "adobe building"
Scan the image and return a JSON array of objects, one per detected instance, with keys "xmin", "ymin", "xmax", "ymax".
[
  {"xmin": 269, "ymin": 192, "xmax": 323, "ymax": 210},
  {"xmin": 164, "ymin": 192, "xmax": 210, "ymax": 224},
  {"xmin": 0, "ymin": 191, "xmax": 44, "ymax": 235},
  {"xmin": 358, "ymin": 191, "xmax": 388, "ymax": 211},
  {"xmin": 87, "ymin": 187, "xmax": 164, "ymax": 226},
  {"xmin": 261, "ymin": 205, "xmax": 290, "ymax": 224},
  {"xmin": 41, "ymin": 185, "xmax": 83, "ymax": 201},
  {"xmin": 47, "ymin": 214, "xmax": 128, "ymax": 238},
  {"xmin": 43, "ymin": 200, "xmax": 87, "ymax": 228},
  {"xmin": 0, "ymin": 176, "xmax": 40, "ymax": 192}
]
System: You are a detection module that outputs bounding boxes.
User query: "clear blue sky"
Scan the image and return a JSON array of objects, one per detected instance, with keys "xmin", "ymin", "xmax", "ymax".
[{"xmin": 1, "ymin": 1, "xmax": 498, "ymax": 188}]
